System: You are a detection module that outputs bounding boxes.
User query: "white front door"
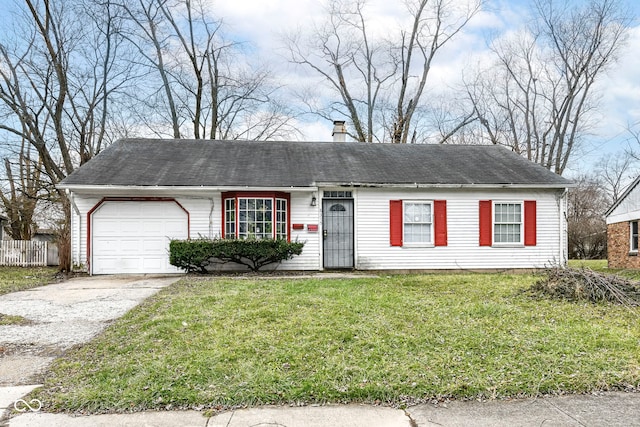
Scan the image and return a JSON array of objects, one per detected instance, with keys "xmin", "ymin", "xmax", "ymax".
[{"xmin": 91, "ymin": 201, "xmax": 188, "ymax": 274}]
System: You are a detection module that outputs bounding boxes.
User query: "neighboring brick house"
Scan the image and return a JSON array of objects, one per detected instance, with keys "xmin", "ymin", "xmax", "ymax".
[{"xmin": 606, "ymin": 176, "xmax": 640, "ymax": 269}]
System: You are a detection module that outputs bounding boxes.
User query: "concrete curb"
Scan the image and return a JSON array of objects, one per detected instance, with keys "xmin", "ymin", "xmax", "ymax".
[{"xmin": 6, "ymin": 393, "xmax": 640, "ymax": 426}]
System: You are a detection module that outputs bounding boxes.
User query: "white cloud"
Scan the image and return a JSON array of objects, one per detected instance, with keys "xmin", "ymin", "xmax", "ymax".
[
  {"xmin": 596, "ymin": 25, "xmax": 640, "ymax": 132},
  {"xmin": 206, "ymin": 0, "xmax": 640, "ymax": 171}
]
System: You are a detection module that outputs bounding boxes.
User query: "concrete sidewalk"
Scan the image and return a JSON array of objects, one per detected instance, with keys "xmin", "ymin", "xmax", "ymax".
[{"xmin": 5, "ymin": 391, "xmax": 640, "ymax": 426}]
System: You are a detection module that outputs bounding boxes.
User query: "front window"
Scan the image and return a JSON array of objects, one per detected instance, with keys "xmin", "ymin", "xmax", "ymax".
[
  {"xmin": 494, "ymin": 202, "xmax": 522, "ymax": 244},
  {"xmin": 631, "ymin": 221, "xmax": 639, "ymax": 253},
  {"xmin": 224, "ymin": 198, "xmax": 235, "ymax": 239},
  {"xmin": 276, "ymin": 199, "xmax": 287, "ymax": 240},
  {"xmin": 223, "ymin": 192, "xmax": 289, "ymax": 240},
  {"xmin": 404, "ymin": 201, "xmax": 432, "ymax": 244}
]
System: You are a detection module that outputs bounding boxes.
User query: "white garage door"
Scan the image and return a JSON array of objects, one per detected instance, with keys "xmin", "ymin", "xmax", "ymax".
[{"xmin": 91, "ymin": 201, "xmax": 188, "ymax": 274}]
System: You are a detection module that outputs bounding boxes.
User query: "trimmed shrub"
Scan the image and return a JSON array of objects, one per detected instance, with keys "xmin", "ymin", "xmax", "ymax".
[
  {"xmin": 169, "ymin": 238, "xmax": 305, "ymax": 272},
  {"xmin": 169, "ymin": 239, "xmax": 215, "ymax": 273}
]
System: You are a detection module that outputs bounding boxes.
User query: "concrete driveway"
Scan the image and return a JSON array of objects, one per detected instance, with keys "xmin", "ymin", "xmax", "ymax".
[{"xmin": 0, "ymin": 275, "xmax": 180, "ymax": 422}]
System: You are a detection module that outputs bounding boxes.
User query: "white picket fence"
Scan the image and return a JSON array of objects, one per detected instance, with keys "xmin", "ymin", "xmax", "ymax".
[{"xmin": 0, "ymin": 240, "xmax": 48, "ymax": 267}]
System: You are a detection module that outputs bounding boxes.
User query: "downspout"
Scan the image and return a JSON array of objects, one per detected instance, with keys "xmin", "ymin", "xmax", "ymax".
[
  {"xmin": 209, "ymin": 198, "xmax": 215, "ymax": 239},
  {"xmin": 67, "ymin": 190, "xmax": 82, "ymax": 270},
  {"xmin": 557, "ymin": 188, "xmax": 568, "ymax": 267}
]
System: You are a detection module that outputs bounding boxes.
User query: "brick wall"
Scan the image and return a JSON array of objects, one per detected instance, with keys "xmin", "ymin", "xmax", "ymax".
[{"xmin": 607, "ymin": 221, "xmax": 640, "ymax": 269}]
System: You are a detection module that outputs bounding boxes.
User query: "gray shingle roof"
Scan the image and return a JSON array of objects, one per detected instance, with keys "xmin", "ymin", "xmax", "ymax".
[{"xmin": 59, "ymin": 139, "xmax": 572, "ymax": 188}]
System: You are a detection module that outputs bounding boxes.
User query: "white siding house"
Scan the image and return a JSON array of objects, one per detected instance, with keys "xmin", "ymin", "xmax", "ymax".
[{"xmin": 59, "ymin": 139, "xmax": 571, "ymax": 274}]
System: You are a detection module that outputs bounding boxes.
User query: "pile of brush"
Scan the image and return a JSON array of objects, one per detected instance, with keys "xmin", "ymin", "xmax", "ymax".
[{"xmin": 531, "ymin": 267, "xmax": 640, "ymax": 306}]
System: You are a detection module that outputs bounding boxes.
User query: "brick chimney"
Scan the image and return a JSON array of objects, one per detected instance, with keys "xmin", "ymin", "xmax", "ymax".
[{"xmin": 332, "ymin": 120, "xmax": 347, "ymax": 142}]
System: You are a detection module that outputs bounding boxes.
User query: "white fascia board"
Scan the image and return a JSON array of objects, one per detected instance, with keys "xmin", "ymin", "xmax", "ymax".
[
  {"xmin": 314, "ymin": 182, "xmax": 573, "ymax": 190},
  {"xmin": 58, "ymin": 185, "xmax": 318, "ymax": 194},
  {"xmin": 606, "ymin": 210, "xmax": 640, "ymax": 225}
]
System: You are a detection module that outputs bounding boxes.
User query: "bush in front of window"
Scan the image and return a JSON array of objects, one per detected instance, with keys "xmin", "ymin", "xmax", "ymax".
[
  {"xmin": 169, "ymin": 239, "xmax": 215, "ymax": 273},
  {"xmin": 169, "ymin": 238, "xmax": 305, "ymax": 272}
]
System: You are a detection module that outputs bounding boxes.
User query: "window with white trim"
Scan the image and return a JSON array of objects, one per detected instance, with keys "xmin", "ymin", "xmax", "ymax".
[
  {"xmin": 403, "ymin": 201, "xmax": 433, "ymax": 244},
  {"xmin": 224, "ymin": 198, "xmax": 235, "ymax": 239},
  {"xmin": 494, "ymin": 202, "xmax": 523, "ymax": 244},
  {"xmin": 631, "ymin": 220, "xmax": 639, "ymax": 253},
  {"xmin": 223, "ymin": 193, "xmax": 288, "ymax": 240},
  {"xmin": 276, "ymin": 199, "xmax": 287, "ymax": 239}
]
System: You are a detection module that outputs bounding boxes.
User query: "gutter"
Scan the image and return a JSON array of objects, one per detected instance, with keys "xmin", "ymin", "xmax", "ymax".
[
  {"xmin": 56, "ymin": 184, "xmax": 320, "ymax": 193},
  {"xmin": 315, "ymin": 182, "xmax": 575, "ymax": 190},
  {"xmin": 58, "ymin": 182, "xmax": 574, "ymax": 192},
  {"xmin": 558, "ymin": 188, "xmax": 568, "ymax": 266}
]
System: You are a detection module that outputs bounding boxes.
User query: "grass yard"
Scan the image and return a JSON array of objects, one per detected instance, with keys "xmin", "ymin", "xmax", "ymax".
[
  {"xmin": 567, "ymin": 259, "xmax": 608, "ymax": 271},
  {"xmin": 0, "ymin": 266, "xmax": 59, "ymax": 296},
  {"xmin": 34, "ymin": 274, "xmax": 640, "ymax": 414},
  {"xmin": 568, "ymin": 259, "xmax": 640, "ymax": 280}
]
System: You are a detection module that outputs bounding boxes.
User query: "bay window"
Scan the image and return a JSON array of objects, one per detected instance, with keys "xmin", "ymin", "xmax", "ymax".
[{"xmin": 223, "ymin": 192, "xmax": 289, "ymax": 240}]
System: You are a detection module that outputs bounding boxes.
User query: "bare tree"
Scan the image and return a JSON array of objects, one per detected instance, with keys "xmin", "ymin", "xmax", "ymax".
[
  {"xmin": 0, "ymin": 0, "xmax": 131, "ymax": 269},
  {"xmin": 462, "ymin": 0, "xmax": 630, "ymax": 174},
  {"xmin": 0, "ymin": 141, "xmax": 41, "ymax": 240},
  {"xmin": 567, "ymin": 175, "xmax": 608, "ymax": 259},
  {"xmin": 285, "ymin": 0, "xmax": 481, "ymax": 143},
  {"xmin": 627, "ymin": 121, "xmax": 640, "ymax": 163},
  {"xmin": 596, "ymin": 152, "xmax": 637, "ymax": 203},
  {"xmin": 119, "ymin": 0, "xmax": 299, "ymax": 140}
]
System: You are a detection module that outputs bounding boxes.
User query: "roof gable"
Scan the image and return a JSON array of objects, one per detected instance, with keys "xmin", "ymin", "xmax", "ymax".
[
  {"xmin": 605, "ymin": 176, "xmax": 640, "ymax": 222},
  {"xmin": 60, "ymin": 139, "xmax": 572, "ymax": 189}
]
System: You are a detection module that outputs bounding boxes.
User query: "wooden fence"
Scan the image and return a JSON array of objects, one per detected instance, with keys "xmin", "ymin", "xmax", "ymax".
[{"xmin": 0, "ymin": 240, "xmax": 48, "ymax": 267}]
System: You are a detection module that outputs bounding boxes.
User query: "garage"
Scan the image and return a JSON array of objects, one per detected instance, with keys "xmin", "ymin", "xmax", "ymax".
[{"xmin": 90, "ymin": 200, "xmax": 188, "ymax": 274}]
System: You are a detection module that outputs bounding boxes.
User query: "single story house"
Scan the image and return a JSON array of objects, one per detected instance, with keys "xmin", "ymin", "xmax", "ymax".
[
  {"xmin": 58, "ymin": 133, "xmax": 572, "ymax": 275},
  {"xmin": 605, "ymin": 176, "xmax": 640, "ymax": 269}
]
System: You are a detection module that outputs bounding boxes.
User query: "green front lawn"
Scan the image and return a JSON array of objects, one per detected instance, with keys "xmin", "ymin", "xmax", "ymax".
[
  {"xmin": 0, "ymin": 266, "xmax": 59, "ymax": 296},
  {"xmin": 567, "ymin": 259, "xmax": 608, "ymax": 271},
  {"xmin": 568, "ymin": 259, "xmax": 640, "ymax": 280},
  {"xmin": 35, "ymin": 274, "xmax": 640, "ymax": 413}
]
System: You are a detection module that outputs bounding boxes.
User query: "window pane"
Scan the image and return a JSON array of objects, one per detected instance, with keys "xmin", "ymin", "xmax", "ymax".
[
  {"xmin": 405, "ymin": 224, "xmax": 431, "ymax": 243},
  {"xmin": 632, "ymin": 221, "xmax": 639, "ymax": 251},
  {"xmin": 224, "ymin": 199, "xmax": 235, "ymax": 238},
  {"xmin": 276, "ymin": 198, "xmax": 287, "ymax": 240},
  {"xmin": 403, "ymin": 202, "xmax": 432, "ymax": 244},
  {"xmin": 494, "ymin": 203, "xmax": 522, "ymax": 244},
  {"xmin": 230, "ymin": 196, "xmax": 288, "ymax": 240}
]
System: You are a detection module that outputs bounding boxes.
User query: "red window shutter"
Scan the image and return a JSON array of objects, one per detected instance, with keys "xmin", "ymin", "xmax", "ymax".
[
  {"xmin": 390, "ymin": 200, "xmax": 403, "ymax": 247},
  {"xmin": 479, "ymin": 200, "xmax": 492, "ymax": 246},
  {"xmin": 434, "ymin": 200, "xmax": 447, "ymax": 246},
  {"xmin": 524, "ymin": 200, "xmax": 537, "ymax": 246}
]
